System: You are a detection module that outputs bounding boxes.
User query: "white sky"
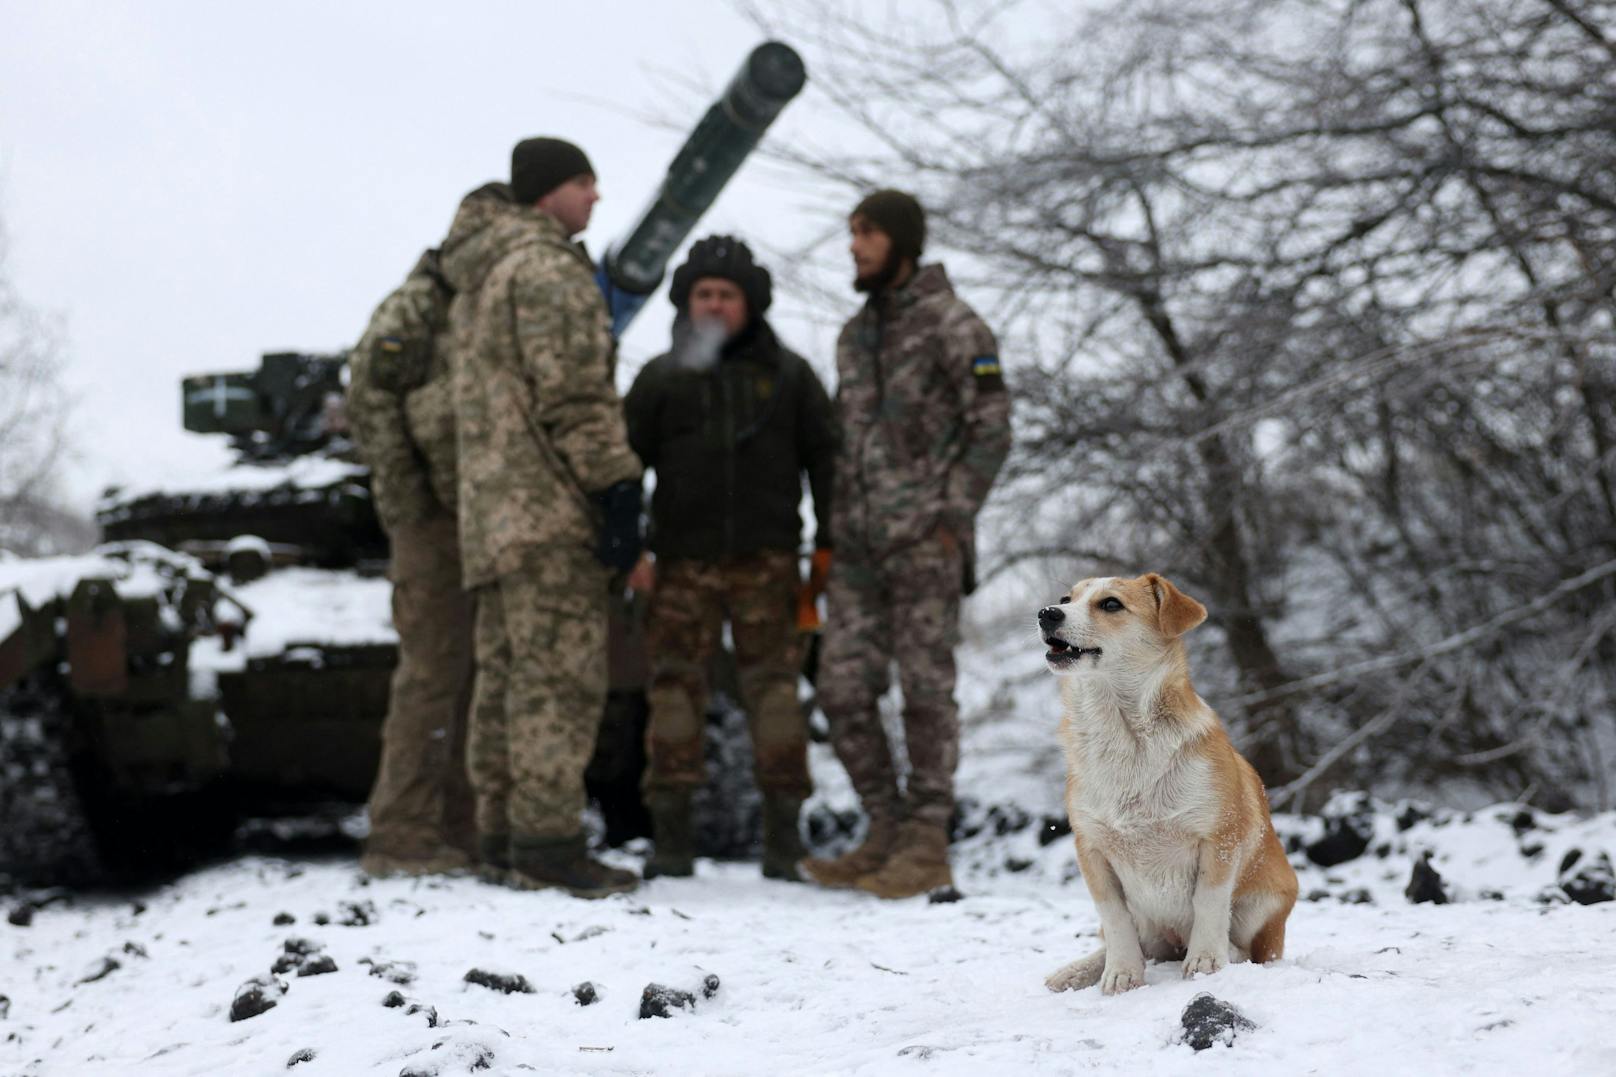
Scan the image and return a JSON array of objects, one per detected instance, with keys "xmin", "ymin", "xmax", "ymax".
[{"xmin": 0, "ymin": 0, "xmax": 862, "ymax": 509}]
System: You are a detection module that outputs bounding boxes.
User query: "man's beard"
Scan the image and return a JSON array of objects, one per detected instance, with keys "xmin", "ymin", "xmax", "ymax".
[{"xmin": 854, "ymin": 250, "xmax": 904, "ymax": 294}]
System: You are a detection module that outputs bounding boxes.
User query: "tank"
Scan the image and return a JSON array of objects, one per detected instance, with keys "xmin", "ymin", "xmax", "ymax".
[
  {"xmin": 1, "ymin": 42, "xmax": 812, "ymax": 886},
  {"xmin": 1, "ymin": 352, "xmax": 394, "ymax": 885}
]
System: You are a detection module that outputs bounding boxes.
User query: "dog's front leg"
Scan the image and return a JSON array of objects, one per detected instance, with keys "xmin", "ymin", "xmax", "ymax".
[
  {"xmin": 1183, "ymin": 840, "xmax": 1237, "ymax": 978},
  {"xmin": 1073, "ymin": 843, "xmax": 1145, "ymax": 994}
]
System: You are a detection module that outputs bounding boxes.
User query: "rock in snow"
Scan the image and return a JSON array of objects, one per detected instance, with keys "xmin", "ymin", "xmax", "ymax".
[
  {"xmin": 462, "ymin": 969, "xmax": 533, "ymax": 995},
  {"xmin": 1559, "ymin": 850, "xmax": 1615, "ymax": 905},
  {"xmin": 1404, "ymin": 852, "xmax": 1450, "ymax": 904},
  {"xmin": 229, "ymin": 975, "xmax": 287, "ymax": 1022},
  {"xmin": 639, "ymin": 982, "xmax": 697, "ymax": 1018},
  {"xmin": 1179, "ymin": 993, "xmax": 1257, "ymax": 1051}
]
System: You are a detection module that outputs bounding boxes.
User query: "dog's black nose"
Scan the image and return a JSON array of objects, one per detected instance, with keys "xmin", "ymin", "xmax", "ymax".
[{"xmin": 1038, "ymin": 606, "xmax": 1065, "ymax": 629}]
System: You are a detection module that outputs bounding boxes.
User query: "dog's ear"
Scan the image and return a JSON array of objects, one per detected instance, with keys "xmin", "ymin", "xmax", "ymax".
[{"xmin": 1146, "ymin": 574, "xmax": 1206, "ymax": 638}]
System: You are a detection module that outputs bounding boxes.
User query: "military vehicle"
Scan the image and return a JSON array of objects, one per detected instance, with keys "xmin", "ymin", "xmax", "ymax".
[{"xmin": 0, "ymin": 42, "xmax": 808, "ymax": 887}]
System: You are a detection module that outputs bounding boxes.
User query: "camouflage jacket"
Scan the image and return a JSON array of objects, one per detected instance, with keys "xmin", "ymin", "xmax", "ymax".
[
  {"xmin": 346, "ymin": 185, "xmax": 513, "ymax": 530},
  {"xmin": 345, "ymin": 249, "xmax": 453, "ymax": 529},
  {"xmin": 446, "ymin": 203, "xmax": 642, "ymax": 588},
  {"xmin": 833, "ymin": 263, "xmax": 1011, "ymax": 564}
]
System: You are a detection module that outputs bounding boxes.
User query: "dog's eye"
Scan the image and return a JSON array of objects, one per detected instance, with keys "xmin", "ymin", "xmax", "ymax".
[
  {"xmin": 1057, "ymin": 596, "xmax": 1070, "ymax": 605},
  {"xmin": 1098, "ymin": 597, "xmax": 1124, "ymax": 612}
]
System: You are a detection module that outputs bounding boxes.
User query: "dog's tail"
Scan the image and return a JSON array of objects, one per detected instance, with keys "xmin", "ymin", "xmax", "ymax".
[{"xmin": 1044, "ymin": 948, "xmax": 1107, "ymax": 993}]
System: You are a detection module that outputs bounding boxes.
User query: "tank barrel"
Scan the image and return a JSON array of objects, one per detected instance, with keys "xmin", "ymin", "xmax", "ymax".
[{"xmin": 598, "ymin": 41, "xmax": 807, "ymax": 335}]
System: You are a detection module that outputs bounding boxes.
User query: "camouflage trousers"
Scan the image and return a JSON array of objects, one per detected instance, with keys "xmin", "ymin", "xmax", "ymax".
[
  {"xmin": 818, "ymin": 535, "xmax": 963, "ymax": 828},
  {"xmin": 644, "ymin": 550, "xmax": 810, "ymax": 797},
  {"xmin": 365, "ymin": 511, "xmax": 477, "ymax": 858},
  {"xmin": 467, "ymin": 545, "xmax": 610, "ymax": 841}
]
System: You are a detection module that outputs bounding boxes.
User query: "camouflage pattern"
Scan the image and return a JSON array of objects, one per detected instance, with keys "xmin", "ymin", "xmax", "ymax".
[
  {"xmin": 345, "ymin": 250, "xmax": 453, "ymax": 529},
  {"xmin": 445, "ymin": 203, "xmax": 641, "ymax": 589},
  {"xmin": 347, "ymin": 183, "xmax": 515, "ymax": 527},
  {"xmin": 817, "ymin": 537, "xmax": 964, "ymax": 828},
  {"xmin": 831, "ymin": 263, "xmax": 1011, "ymax": 569},
  {"xmin": 820, "ymin": 262, "xmax": 1011, "ymax": 830},
  {"xmin": 643, "ymin": 550, "xmax": 809, "ymax": 797},
  {"xmin": 363, "ymin": 512, "xmax": 476, "ymax": 857},
  {"xmin": 465, "ymin": 546, "xmax": 611, "ymax": 840}
]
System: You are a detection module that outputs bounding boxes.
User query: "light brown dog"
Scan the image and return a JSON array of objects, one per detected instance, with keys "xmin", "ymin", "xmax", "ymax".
[{"xmin": 1038, "ymin": 574, "xmax": 1297, "ymax": 995}]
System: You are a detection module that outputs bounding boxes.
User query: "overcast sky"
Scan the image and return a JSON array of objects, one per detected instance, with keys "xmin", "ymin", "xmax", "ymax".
[{"xmin": 1, "ymin": 0, "xmax": 868, "ymax": 509}]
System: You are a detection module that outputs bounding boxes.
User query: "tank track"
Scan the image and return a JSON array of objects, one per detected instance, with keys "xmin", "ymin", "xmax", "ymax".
[{"xmin": 0, "ymin": 675, "xmax": 104, "ymax": 886}]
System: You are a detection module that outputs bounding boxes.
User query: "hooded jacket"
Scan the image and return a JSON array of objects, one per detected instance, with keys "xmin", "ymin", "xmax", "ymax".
[
  {"xmin": 445, "ymin": 200, "xmax": 642, "ymax": 588},
  {"xmin": 346, "ymin": 184, "xmax": 515, "ymax": 529}
]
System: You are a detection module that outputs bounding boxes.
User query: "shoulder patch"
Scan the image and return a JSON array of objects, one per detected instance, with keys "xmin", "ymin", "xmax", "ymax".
[
  {"xmin": 972, "ymin": 354, "xmax": 1005, "ymax": 392},
  {"xmin": 379, "ymin": 336, "xmax": 405, "ymax": 354}
]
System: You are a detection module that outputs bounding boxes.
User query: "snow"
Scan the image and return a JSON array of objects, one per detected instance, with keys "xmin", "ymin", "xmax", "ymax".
[
  {"xmin": 97, "ymin": 455, "xmax": 369, "ymax": 506},
  {"xmin": 4, "ymin": 798, "xmax": 1614, "ymax": 1076},
  {"xmin": 6, "ymin": 545, "xmax": 1615, "ymax": 1074},
  {"xmin": 0, "ymin": 543, "xmax": 202, "ymax": 618},
  {"xmin": 190, "ymin": 568, "xmax": 395, "ymax": 675}
]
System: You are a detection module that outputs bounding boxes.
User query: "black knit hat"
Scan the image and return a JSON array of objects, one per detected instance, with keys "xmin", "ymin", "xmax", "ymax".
[
  {"xmin": 851, "ymin": 189, "xmax": 926, "ymax": 262},
  {"xmin": 510, "ymin": 137, "xmax": 594, "ymax": 204},
  {"xmin": 668, "ymin": 234, "xmax": 772, "ymax": 316}
]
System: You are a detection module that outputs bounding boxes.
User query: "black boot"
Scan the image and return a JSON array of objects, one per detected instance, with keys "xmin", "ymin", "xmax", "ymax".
[
  {"xmin": 761, "ymin": 794, "xmax": 806, "ymax": 882},
  {"xmin": 509, "ymin": 834, "xmax": 638, "ymax": 898},
  {"xmin": 644, "ymin": 790, "xmax": 695, "ymax": 879},
  {"xmin": 477, "ymin": 831, "xmax": 511, "ymax": 884}
]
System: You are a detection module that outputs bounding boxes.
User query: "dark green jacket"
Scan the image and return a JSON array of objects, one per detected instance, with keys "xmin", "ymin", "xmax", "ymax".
[{"xmin": 625, "ymin": 318, "xmax": 835, "ymax": 562}]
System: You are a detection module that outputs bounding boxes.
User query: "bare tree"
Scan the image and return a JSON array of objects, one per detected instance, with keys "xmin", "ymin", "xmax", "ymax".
[
  {"xmin": 0, "ymin": 215, "xmax": 82, "ymax": 556},
  {"xmin": 752, "ymin": 0, "xmax": 1616, "ymax": 808}
]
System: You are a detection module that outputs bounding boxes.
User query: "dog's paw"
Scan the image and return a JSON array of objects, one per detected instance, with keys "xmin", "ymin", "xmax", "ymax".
[
  {"xmin": 1100, "ymin": 963, "xmax": 1145, "ymax": 995},
  {"xmin": 1182, "ymin": 950, "xmax": 1227, "ymax": 978},
  {"xmin": 1044, "ymin": 953, "xmax": 1105, "ymax": 993}
]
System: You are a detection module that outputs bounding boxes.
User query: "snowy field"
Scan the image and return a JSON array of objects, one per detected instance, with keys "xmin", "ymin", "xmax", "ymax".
[{"xmin": 4, "ymin": 795, "xmax": 1614, "ymax": 1077}]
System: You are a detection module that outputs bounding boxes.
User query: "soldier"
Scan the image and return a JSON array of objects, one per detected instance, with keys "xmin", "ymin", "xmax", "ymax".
[
  {"xmin": 446, "ymin": 137, "xmax": 645, "ymax": 896},
  {"xmin": 801, "ymin": 190, "xmax": 1012, "ymax": 899},
  {"xmin": 622, "ymin": 235, "xmax": 836, "ymax": 881},
  {"xmin": 347, "ymin": 182, "xmax": 513, "ymax": 876}
]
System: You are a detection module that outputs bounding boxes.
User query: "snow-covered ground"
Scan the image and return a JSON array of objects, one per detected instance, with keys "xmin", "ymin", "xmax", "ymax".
[
  {"xmin": 4, "ymin": 792, "xmax": 1613, "ymax": 1077},
  {"xmin": 6, "ymin": 548, "xmax": 1616, "ymax": 1074}
]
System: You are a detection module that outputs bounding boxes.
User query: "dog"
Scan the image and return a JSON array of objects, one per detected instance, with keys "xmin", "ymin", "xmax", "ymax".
[{"xmin": 1038, "ymin": 573, "xmax": 1297, "ymax": 995}]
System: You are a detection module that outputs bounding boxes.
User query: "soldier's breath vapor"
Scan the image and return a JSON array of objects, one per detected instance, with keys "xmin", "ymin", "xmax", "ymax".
[{"xmin": 673, "ymin": 319, "xmax": 728, "ymax": 372}]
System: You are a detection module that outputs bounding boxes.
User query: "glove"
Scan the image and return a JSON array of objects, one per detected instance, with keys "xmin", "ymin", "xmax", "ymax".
[
  {"xmin": 807, "ymin": 547, "xmax": 832, "ymax": 598},
  {"xmin": 590, "ymin": 480, "xmax": 643, "ymax": 574},
  {"xmin": 797, "ymin": 548, "xmax": 832, "ymax": 632}
]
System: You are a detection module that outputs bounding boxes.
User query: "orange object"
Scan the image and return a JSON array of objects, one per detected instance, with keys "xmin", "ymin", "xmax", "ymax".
[
  {"xmin": 796, "ymin": 585, "xmax": 821, "ymax": 632},
  {"xmin": 798, "ymin": 548, "xmax": 832, "ymax": 632},
  {"xmin": 808, "ymin": 548, "xmax": 832, "ymax": 594}
]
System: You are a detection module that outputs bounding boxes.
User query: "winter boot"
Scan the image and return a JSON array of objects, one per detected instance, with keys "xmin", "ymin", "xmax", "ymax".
[
  {"xmin": 476, "ymin": 831, "xmax": 512, "ymax": 885},
  {"xmin": 761, "ymin": 794, "xmax": 806, "ymax": 882},
  {"xmin": 643, "ymin": 790, "xmax": 696, "ymax": 879},
  {"xmin": 800, "ymin": 809, "xmax": 900, "ymax": 889},
  {"xmin": 856, "ymin": 819, "xmax": 953, "ymax": 899},
  {"xmin": 360, "ymin": 844, "xmax": 472, "ymax": 878},
  {"xmin": 509, "ymin": 834, "xmax": 638, "ymax": 898}
]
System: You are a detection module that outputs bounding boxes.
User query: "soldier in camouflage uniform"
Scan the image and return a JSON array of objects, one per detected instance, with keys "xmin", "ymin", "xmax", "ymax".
[
  {"xmin": 347, "ymin": 183, "xmax": 513, "ymax": 876},
  {"xmin": 801, "ymin": 190, "xmax": 1013, "ymax": 899},
  {"xmin": 622, "ymin": 236, "xmax": 836, "ymax": 881},
  {"xmin": 446, "ymin": 137, "xmax": 644, "ymax": 897}
]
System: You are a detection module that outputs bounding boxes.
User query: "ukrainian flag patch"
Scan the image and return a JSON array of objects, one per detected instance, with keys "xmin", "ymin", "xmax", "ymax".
[{"xmin": 972, "ymin": 354, "xmax": 1005, "ymax": 392}]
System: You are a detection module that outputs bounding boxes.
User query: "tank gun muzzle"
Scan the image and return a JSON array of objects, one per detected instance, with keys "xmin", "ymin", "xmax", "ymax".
[{"xmin": 598, "ymin": 41, "xmax": 807, "ymax": 336}]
